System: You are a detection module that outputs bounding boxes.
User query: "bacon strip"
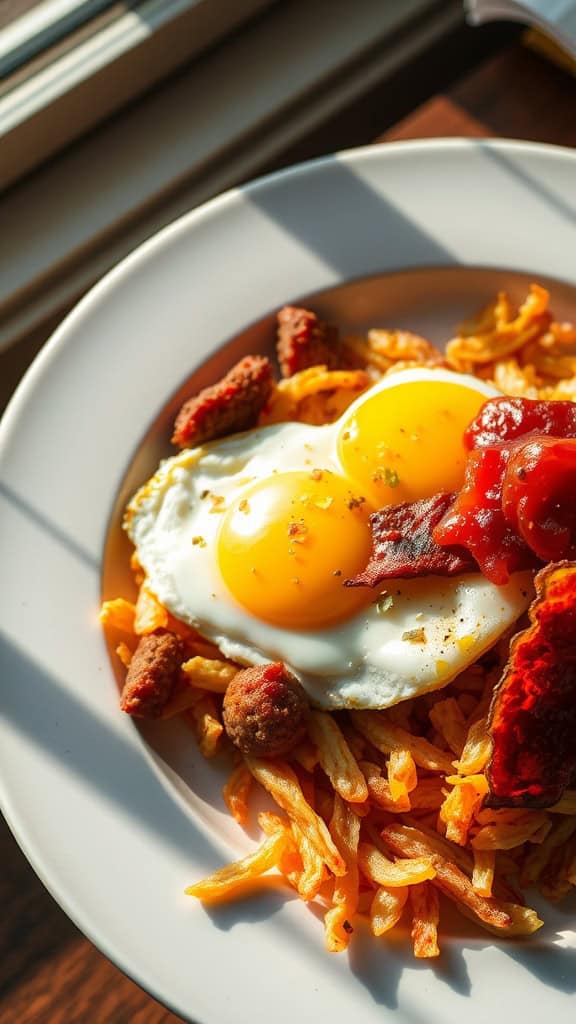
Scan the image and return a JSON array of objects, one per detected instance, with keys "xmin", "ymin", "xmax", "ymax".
[
  {"xmin": 276, "ymin": 306, "xmax": 341, "ymax": 378},
  {"xmin": 345, "ymin": 493, "xmax": 477, "ymax": 587},
  {"xmin": 172, "ymin": 355, "xmax": 274, "ymax": 448},
  {"xmin": 486, "ymin": 561, "xmax": 576, "ymax": 808}
]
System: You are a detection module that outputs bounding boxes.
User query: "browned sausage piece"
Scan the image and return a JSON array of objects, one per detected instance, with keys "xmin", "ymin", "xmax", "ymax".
[
  {"xmin": 222, "ymin": 662, "xmax": 308, "ymax": 757},
  {"xmin": 120, "ymin": 632, "xmax": 184, "ymax": 718},
  {"xmin": 276, "ymin": 306, "xmax": 341, "ymax": 378},
  {"xmin": 172, "ymin": 354, "xmax": 274, "ymax": 448}
]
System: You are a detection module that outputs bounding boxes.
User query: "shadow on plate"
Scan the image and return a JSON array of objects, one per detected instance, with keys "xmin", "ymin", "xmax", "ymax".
[
  {"xmin": 96, "ymin": 266, "xmax": 576, "ymax": 1003},
  {"xmin": 0, "ymin": 631, "xmax": 220, "ymax": 868},
  {"xmin": 349, "ymin": 892, "xmax": 576, "ymax": 1009}
]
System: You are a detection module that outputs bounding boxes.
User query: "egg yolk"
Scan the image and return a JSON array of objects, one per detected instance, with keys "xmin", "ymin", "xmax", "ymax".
[
  {"xmin": 337, "ymin": 379, "xmax": 489, "ymax": 506},
  {"xmin": 217, "ymin": 470, "xmax": 374, "ymax": 629}
]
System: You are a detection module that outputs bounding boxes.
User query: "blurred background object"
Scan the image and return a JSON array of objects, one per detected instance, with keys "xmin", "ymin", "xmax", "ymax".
[{"xmin": 466, "ymin": 0, "xmax": 576, "ymax": 59}]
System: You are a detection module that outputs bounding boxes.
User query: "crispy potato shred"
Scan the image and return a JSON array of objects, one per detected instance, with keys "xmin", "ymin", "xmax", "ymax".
[
  {"xmin": 446, "ymin": 284, "xmax": 576, "ymax": 402},
  {"xmin": 258, "ymin": 366, "xmax": 371, "ymax": 427},
  {"xmin": 102, "ymin": 285, "xmax": 576, "ymax": 959}
]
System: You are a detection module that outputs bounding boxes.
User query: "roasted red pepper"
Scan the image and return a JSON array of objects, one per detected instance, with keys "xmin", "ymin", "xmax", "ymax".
[
  {"xmin": 435, "ymin": 397, "xmax": 576, "ymax": 582},
  {"xmin": 501, "ymin": 437, "xmax": 576, "ymax": 563},
  {"xmin": 432, "ymin": 441, "xmax": 538, "ymax": 584},
  {"xmin": 464, "ymin": 396, "xmax": 576, "ymax": 450}
]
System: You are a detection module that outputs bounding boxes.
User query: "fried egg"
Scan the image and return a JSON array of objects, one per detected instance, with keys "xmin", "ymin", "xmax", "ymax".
[{"xmin": 125, "ymin": 368, "xmax": 533, "ymax": 709}]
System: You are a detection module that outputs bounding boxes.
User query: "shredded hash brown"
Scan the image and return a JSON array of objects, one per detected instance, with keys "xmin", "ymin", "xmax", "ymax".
[{"xmin": 101, "ymin": 285, "xmax": 576, "ymax": 959}]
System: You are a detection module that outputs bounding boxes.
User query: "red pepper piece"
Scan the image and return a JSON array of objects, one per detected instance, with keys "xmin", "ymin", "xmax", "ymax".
[
  {"xmin": 487, "ymin": 561, "xmax": 576, "ymax": 808},
  {"xmin": 464, "ymin": 396, "xmax": 576, "ymax": 450},
  {"xmin": 433, "ymin": 443, "xmax": 539, "ymax": 585},
  {"xmin": 501, "ymin": 436, "xmax": 576, "ymax": 563}
]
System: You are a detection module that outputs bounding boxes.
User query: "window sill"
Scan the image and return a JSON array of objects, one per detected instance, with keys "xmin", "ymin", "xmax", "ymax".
[{"xmin": 1, "ymin": 0, "xmax": 464, "ymax": 352}]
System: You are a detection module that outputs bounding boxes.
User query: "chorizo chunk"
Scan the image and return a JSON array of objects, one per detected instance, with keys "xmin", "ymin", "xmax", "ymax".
[
  {"xmin": 120, "ymin": 631, "xmax": 183, "ymax": 718},
  {"xmin": 222, "ymin": 662, "xmax": 308, "ymax": 757},
  {"xmin": 277, "ymin": 306, "xmax": 340, "ymax": 378},
  {"xmin": 172, "ymin": 355, "xmax": 274, "ymax": 448}
]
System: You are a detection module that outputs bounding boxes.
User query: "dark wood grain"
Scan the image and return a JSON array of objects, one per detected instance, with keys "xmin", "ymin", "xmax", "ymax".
[
  {"xmin": 383, "ymin": 43, "xmax": 576, "ymax": 145},
  {"xmin": 2, "ymin": 23, "xmax": 575, "ymax": 1024},
  {"xmin": 0, "ymin": 810, "xmax": 185, "ymax": 1024}
]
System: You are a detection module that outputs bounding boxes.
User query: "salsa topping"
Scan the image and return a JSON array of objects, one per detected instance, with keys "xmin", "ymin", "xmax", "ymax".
[
  {"xmin": 347, "ymin": 396, "xmax": 576, "ymax": 586},
  {"xmin": 486, "ymin": 561, "xmax": 576, "ymax": 808},
  {"xmin": 463, "ymin": 395, "xmax": 576, "ymax": 449},
  {"xmin": 501, "ymin": 436, "xmax": 576, "ymax": 563},
  {"xmin": 432, "ymin": 440, "xmax": 540, "ymax": 584},
  {"xmin": 433, "ymin": 398, "xmax": 576, "ymax": 582}
]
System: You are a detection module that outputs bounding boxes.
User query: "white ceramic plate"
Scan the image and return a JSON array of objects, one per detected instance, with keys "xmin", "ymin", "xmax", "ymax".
[{"xmin": 1, "ymin": 140, "xmax": 575, "ymax": 1024}]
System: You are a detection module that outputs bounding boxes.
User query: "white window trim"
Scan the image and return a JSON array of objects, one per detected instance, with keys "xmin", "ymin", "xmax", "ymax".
[
  {"xmin": 0, "ymin": 0, "xmax": 277, "ymax": 190},
  {"xmin": 0, "ymin": 0, "xmax": 463, "ymax": 353},
  {"xmin": 0, "ymin": 0, "xmax": 114, "ymax": 76}
]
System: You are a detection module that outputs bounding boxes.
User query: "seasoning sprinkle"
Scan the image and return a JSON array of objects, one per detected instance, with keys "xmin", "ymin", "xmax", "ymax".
[
  {"xmin": 376, "ymin": 593, "xmax": 394, "ymax": 615},
  {"xmin": 402, "ymin": 627, "xmax": 427, "ymax": 643},
  {"xmin": 288, "ymin": 521, "xmax": 308, "ymax": 543},
  {"xmin": 314, "ymin": 496, "xmax": 333, "ymax": 510},
  {"xmin": 209, "ymin": 494, "xmax": 225, "ymax": 513},
  {"xmin": 346, "ymin": 494, "xmax": 366, "ymax": 510},
  {"xmin": 372, "ymin": 467, "xmax": 400, "ymax": 488}
]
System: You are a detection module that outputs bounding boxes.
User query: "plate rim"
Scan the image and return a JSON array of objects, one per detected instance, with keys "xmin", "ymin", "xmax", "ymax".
[
  {"xmin": 3, "ymin": 134, "xmax": 576, "ymax": 435},
  {"xmin": 1, "ymin": 136, "xmax": 576, "ymax": 1024}
]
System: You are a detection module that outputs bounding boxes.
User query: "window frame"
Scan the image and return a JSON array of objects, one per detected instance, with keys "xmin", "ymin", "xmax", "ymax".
[
  {"xmin": 0, "ymin": 0, "xmax": 278, "ymax": 190},
  {"xmin": 0, "ymin": 0, "xmax": 465, "ymax": 352},
  {"xmin": 0, "ymin": 0, "xmax": 116, "ymax": 76}
]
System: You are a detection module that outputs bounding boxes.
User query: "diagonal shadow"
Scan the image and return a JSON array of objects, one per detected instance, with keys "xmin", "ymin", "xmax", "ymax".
[
  {"xmin": 0, "ymin": 481, "xmax": 99, "ymax": 572},
  {"xmin": 474, "ymin": 141, "xmax": 576, "ymax": 227},
  {"xmin": 0, "ymin": 630, "xmax": 459, "ymax": 1018},
  {"xmin": 348, "ymin": 891, "xmax": 576, "ymax": 1010},
  {"xmin": 0, "ymin": 632, "xmax": 214, "ymax": 864},
  {"xmin": 0, "ymin": 634, "xmax": 356, "ymax": 1012},
  {"xmin": 2, "ymin": 148, "xmax": 575, "ymax": 1012},
  {"xmin": 2, "ymin": 566, "xmax": 575, "ymax": 1015},
  {"xmin": 245, "ymin": 156, "xmax": 454, "ymax": 282}
]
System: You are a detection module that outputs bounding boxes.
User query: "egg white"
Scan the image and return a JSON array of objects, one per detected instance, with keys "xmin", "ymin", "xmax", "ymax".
[{"xmin": 125, "ymin": 369, "xmax": 533, "ymax": 709}]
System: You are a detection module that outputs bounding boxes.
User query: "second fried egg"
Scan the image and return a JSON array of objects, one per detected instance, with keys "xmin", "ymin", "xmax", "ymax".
[{"xmin": 125, "ymin": 368, "xmax": 533, "ymax": 709}]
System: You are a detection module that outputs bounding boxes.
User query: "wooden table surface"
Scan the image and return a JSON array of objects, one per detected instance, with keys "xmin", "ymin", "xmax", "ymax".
[{"xmin": 2, "ymin": 23, "xmax": 575, "ymax": 1024}]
